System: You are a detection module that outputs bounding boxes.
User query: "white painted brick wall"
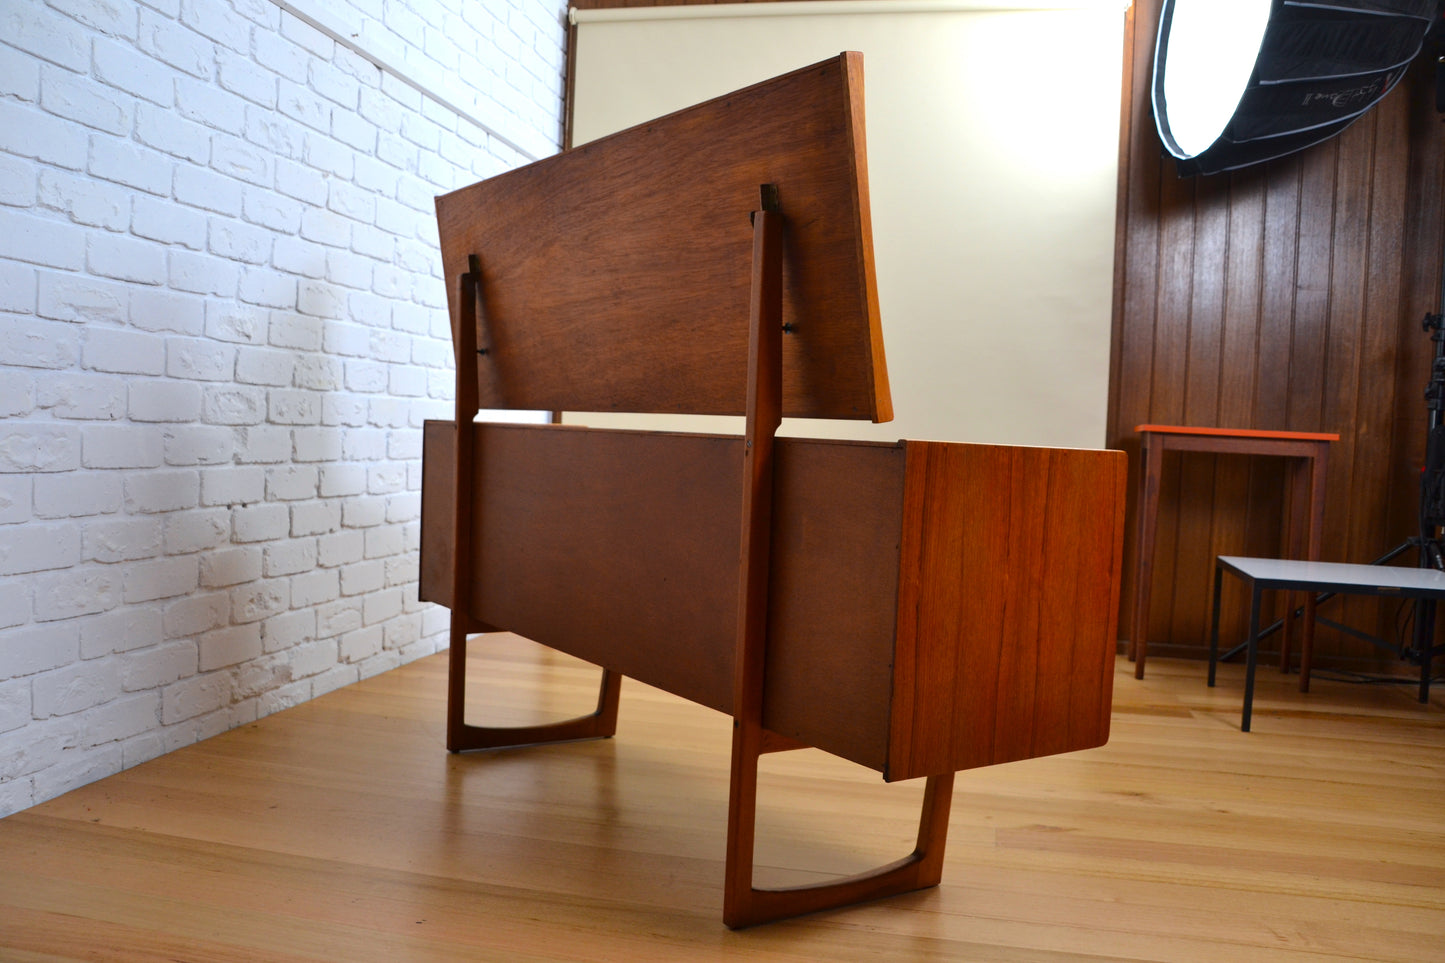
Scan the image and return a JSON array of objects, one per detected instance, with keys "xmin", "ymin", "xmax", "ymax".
[{"xmin": 0, "ymin": 0, "xmax": 567, "ymax": 816}]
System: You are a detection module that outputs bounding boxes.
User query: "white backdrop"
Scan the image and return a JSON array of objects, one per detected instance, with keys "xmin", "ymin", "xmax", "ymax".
[{"xmin": 567, "ymin": 0, "xmax": 1126, "ymax": 448}]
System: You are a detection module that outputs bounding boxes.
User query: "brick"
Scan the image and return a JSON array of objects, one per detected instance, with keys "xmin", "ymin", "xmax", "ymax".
[
  {"xmin": 124, "ymin": 641, "xmax": 198, "ymax": 693},
  {"xmin": 218, "ymin": 50, "xmax": 278, "ymax": 109},
  {"xmin": 199, "ymin": 623, "xmax": 262, "ymax": 670},
  {"xmin": 299, "ymin": 207, "xmax": 350, "ymax": 249},
  {"xmin": 0, "ymin": 475, "xmax": 31, "ymax": 525},
  {"xmin": 41, "ymin": 65, "xmax": 132, "ymax": 136},
  {"xmin": 81, "ymin": 692, "xmax": 161, "ymax": 746},
  {"xmin": 164, "ymin": 508, "xmax": 231, "ymax": 554},
  {"xmin": 174, "ymin": 164, "xmax": 243, "ymax": 217},
  {"xmin": 234, "ymin": 346, "xmax": 294, "ymax": 387},
  {"xmin": 0, "ymin": 260, "xmax": 37, "ymax": 314},
  {"xmin": 33, "ymin": 567, "xmax": 119, "ymax": 621},
  {"xmin": 163, "ymin": 425, "xmax": 236, "ymax": 466},
  {"xmin": 210, "ymin": 134, "xmax": 272, "ymax": 188},
  {"xmin": 0, "ymin": 622, "xmax": 79, "ymax": 679},
  {"xmin": 290, "ymin": 499, "xmax": 340, "ymax": 536},
  {"xmin": 199, "ymin": 546, "xmax": 262, "ymax": 587},
  {"xmin": 318, "ymin": 464, "xmax": 366, "ymax": 498},
  {"xmin": 124, "ymin": 468, "xmax": 200, "ymax": 513},
  {"xmin": 231, "ymin": 579, "xmax": 290, "ymax": 623},
  {"xmin": 364, "ymin": 524, "xmax": 405, "ymax": 559},
  {"xmin": 339, "ymin": 624, "xmax": 382, "ymax": 663},
  {"xmin": 271, "ymin": 236, "xmax": 325, "ymax": 278},
  {"xmin": 37, "ymin": 168, "xmax": 129, "ymax": 230},
  {"xmin": 79, "ymin": 606, "xmax": 165, "ymax": 658},
  {"xmin": 88, "ymin": 233, "xmax": 167, "ymax": 284},
  {"xmin": 171, "ymin": 249, "xmax": 240, "ymax": 299},
  {"xmin": 2, "ymin": 2, "xmax": 90, "ymax": 71},
  {"xmin": 326, "ymin": 248, "xmax": 371, "ymax": 290},
  {"xmin": 339, "ymin": 559, "xmax": 383, "ymax": 596},
  {"xmin": 242, "ymin": 187, "xmax": 302, "ymax": 233},
  {"xmin": 265, "ymin": 465, "xmax": 317, "ymax": 502},
  {"xmin": 162, "ymin": 591, "xmax": 230, "ymax": 638},
  {"xmin": 132, "ymin": 195, "xmax": 207, "ymax": 249},
  {"xmin": 267, "ymin": 389, "xmax": 321, "ymax": 425},
  {"xmin": 0, "ymin": 679, "xmax": 29, "ymax": 734},
  {"xmin": 268, "ymin": 312, "xmax": 322, "ymax": 351},
  {"xmin": 88, "ymin": 135, "xmax": 171, "ymax": 195},
  {"xmin": 292, "ymin": 426, "xmax": 342, "ymax": 462},
  {"xmin": 35, "ymin": 373, "xmax": 125, "ymax": 421},
  {"xmin": 37, "ymin": 271, "xmax": 129, "ymax": 324},
  {"xmin": 332, "ymin": 110, "xmax": 376, "ymax": 153},
  {"xmin": 238, "ymin": 267, "xmax": 298, "ymax": 309},
  {"xmin": 362, "ymin": 587, "xmax": 404, "ymax": 626},
  {"xmin": 83, "ymin": 517, "xmax": 164, "ymax": 563},
  {"xmin": 279, "ymin": 11, "xmax": 333, "ymax": 58},
  {"xmin": 234, "ymin": 425, "xmax": 291, "ymax": 463},
  {"xmin": 82, "ymin": 327, "xmax": 165, "ymax": 376},
  {"xmin": 33, "ymin": 471, "xmax": 122, "ymax": 518},
  {"xmin": 244, "ymin": 104, "xmax": 305, "ymax": 159},
  {"xmin": 166, "ymin": 338, "xmax": 235, "ymax": 382},
  {"xmin": 263, "ymin": 537, "xmax": 316, "ymax": 577},
  {"xmin": 92, "ymin": 37, "xmax": 172, "ymax": 106},
  {"xmin": 315, "ymin": 597, "xmax": 362, "ymax": 638},
  {"xmin": 261, "ymin": 608, "xmax": 315, "ymax": 652},
  {"xmin": 384, "ymin": 554, "xmax": 418, "ymax": 589},
  {"xmin": 0, "ymin": 100, "xmax": 86, "ymax": 170},
  {"xmin": 341, "ymin": 429, "xmax": 385, "ymax": 464},
  {"xmin": 138, "ymin": 8, "xmax": 216, "ymax": 81},
  {"xmin": 0, "ymin": 317, "xmax": 81, "ymax": 370},
  {"xmin": 161, "ymin": 673, "xmax": 226, "ymax": 724},
  {"xmin": 128, "ymin": 379, "xmax": 203, "ymax": 423},
  {"xmin": 205, "ymin": 301, "xmax": 269, "ymax": 344},
  {"xmin": 293, "ymin": 355, "xmax": 342, "ymax": 391},
  {"xmin": 180, "ymin": 0, "xmax": 250, "ymax": 53},
  {"xmin": 289, "ymin": 567, "xmax": 338, "ymax": 607},
  {"xmin": 123, "ymin": 555, "xmax": 199, "ymax": 603},
  {"xmin": 344, "ymin": 360, "xmax": 387, "ymax": 393},
  {"xmin": 389, "ymin": 366, "xmax": 427, "ymax": 397},
  {"xmin": 135, "ymin": 101, "xmax": 211, "ymax": 164},
  {"xmin": 208, "ymin": 215, "xmax": 272, "ymax": 264},
  {"xmin": 0, "ymin": 424, "xmax": 82, "ymax": 473},
  {"xmin": 301, "ymin": 131, "xmax": 352, "ymax": 179},
  {"xmin": 80, "ymin": 423, "xmax": 163, "ymax": 470},
  {"xmin": 200, "ymin": 466, "xmax": 265, "ymax": 507},
  {"xmin": 367, "ymin": 464, "xmax": 406, "ymax": 495},
  {"xmin": 33, "ymin": 659, "xmax": 122, "ymax": 718},
  {"xmin": 278, "ymin": 80, "xmax": 332, "ymax": 133},
  {"xmin": 231, "ymin": 502, "xmax": 288, "ymax": 542},
  {"xmin": 0, "ymin": 39, "xmax": 41, "ymax": 102},
  {"xmin": 274, "ymin": 157, "xmax": 327, "ymax": 206},
  {"xmin": 201, "ymin": 385, "xmax": 266, "ymax": 425},
  {"xmin": 253, "ymin": 27, "xmax": 307, "ymax": 84},
  {"xmin": 0, "ymin": 522, "xmax": 80, "ymax": 575},
  {"xmin": 0, "ymin": 207, "xmax": 86, "ymax": 271}
]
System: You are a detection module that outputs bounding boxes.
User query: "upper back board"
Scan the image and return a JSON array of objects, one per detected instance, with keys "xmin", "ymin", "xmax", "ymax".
[{"xmin": 434, "ymin": 52, "xmax": 891, "ymax": 421}]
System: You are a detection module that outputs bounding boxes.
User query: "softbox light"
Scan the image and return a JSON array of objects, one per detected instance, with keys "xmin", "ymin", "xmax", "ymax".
[{"xmin": 1152, "ymin": 0, "xmax": 1441, "ymax": 176}]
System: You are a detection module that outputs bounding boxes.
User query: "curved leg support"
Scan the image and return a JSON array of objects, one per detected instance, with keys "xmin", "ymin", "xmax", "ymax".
[
  {"xmin": 447, "ymin": 620, "xmax": 622, "ymax": 753},
  {"xmin": 723, "ymin": 757, "xmax": 954, "ymax": 929}
]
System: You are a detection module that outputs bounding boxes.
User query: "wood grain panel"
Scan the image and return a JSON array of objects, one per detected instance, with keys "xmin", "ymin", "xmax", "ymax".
[
  {"xmin": 437, "ymin": 53, "xmax": 889, "ymax": 422},
  {"xmin": 889, "ymin": 443, "xmax": 1127, "ymax": 780},
  {"xmin": 1113, "ymin": 1, "xmax": 1445, "ymax": 668}
]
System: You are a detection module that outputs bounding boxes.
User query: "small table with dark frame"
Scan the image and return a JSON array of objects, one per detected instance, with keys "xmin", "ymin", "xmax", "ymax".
[{"xmin": 1209, "ymin": 555, "xmax": 1445, "ymax": 731}]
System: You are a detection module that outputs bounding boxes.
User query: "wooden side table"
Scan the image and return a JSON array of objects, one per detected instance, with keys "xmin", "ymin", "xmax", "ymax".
[{"xmin": 1130, "ymin": 425, "xmax": 1339, "ymax": 679}]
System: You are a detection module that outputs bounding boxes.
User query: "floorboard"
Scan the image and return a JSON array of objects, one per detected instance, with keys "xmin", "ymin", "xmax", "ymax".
[{"xmin": 2, "ymin": 636, "xmax": 1442, "ymax": 961}]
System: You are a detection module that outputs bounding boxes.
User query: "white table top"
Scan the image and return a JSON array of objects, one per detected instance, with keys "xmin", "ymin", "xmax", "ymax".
[{"xmin": 1217, "ymin": 555, "xmax": 1445, "ymax": 594}]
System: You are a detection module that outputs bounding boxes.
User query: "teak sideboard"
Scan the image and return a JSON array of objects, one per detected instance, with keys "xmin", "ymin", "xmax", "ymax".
[{"xmin": 418, "ymin": 53, "xmax": 1127, "ymax": 927}]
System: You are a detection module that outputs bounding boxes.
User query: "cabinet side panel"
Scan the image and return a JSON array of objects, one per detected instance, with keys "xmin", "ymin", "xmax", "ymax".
[
  {"xmin": 890, "ymin": 442, "xmax": 1126, "ymax": 780},
  {"xmin": 419, "ymin": 420, "xmax": 456, "ymax": 608}
]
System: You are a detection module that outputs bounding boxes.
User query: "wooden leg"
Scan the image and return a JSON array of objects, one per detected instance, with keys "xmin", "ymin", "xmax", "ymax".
[
  {"xmin": 1131, "ymin": 436, "xmax": 1163, "ymax": 678},
  {"xmin": 446, "ymin": 627, "xmax": 622, "ymax": 753},
  {"xmin": 723, "ymin": 733, "xmax": 954, "ymax": 929}
]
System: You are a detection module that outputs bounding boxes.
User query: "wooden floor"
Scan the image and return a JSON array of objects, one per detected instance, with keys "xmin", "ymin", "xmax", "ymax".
[{"xmin": 2, "ymin": 636, "xmax": 1443, "ymax": 962}]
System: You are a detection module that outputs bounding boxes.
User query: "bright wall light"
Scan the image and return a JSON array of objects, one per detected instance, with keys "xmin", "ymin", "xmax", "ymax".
[{"xmin": 1152, "ymin": 0, "xmax": 1440, "ymax": 175}]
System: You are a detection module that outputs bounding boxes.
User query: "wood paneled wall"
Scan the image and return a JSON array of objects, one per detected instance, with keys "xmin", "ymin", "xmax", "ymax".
[{"xmin": 1113, "ymin": 1, "xmax": 1445, "ymax": 666}]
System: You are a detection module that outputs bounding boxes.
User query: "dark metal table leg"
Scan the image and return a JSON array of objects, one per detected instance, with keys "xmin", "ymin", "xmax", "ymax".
[
  {"xmin": 1242, "ymin": 584, "xmax": 1262, "ymax": 732},
  {"xmin": 1208, "ymin": 563, "xmax": 1224, "ymax": 687}
]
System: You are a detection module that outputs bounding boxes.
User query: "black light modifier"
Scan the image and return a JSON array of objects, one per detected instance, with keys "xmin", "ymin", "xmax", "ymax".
[{"xmin": 1152, "ymin": 0, "xmax": 1441, "ymax": 176}]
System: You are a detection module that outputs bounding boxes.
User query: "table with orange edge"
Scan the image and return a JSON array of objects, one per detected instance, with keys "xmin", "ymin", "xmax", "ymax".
[{"xmin": 1129, "ymin": 424, "xmax": 1339, "ymax": 680}]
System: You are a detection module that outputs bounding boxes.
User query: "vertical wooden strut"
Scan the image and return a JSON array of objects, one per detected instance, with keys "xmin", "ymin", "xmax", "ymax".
[
  {"xmin": 445, "ymin": 256, "xmax": 621, "ymax": 753},
  {"xmin": 722, "ymin": 188, "xmax": 955, "ymax": 928}
]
